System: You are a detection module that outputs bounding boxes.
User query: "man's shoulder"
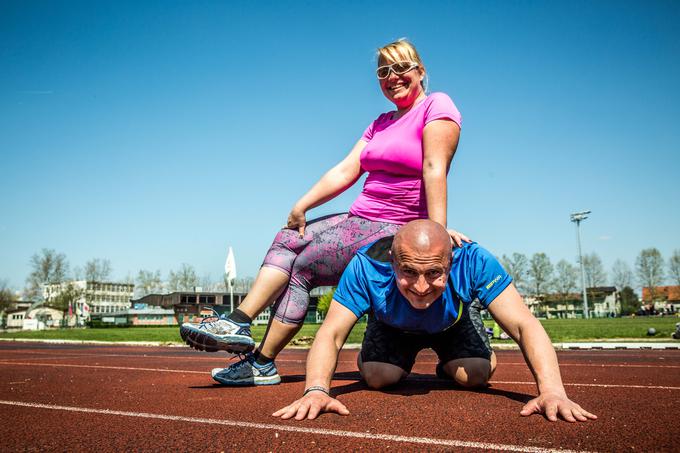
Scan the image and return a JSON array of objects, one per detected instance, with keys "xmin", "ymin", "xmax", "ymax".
[{"xmin": 454, "ymin": 241, "xmax": 491, "ymax": 260}]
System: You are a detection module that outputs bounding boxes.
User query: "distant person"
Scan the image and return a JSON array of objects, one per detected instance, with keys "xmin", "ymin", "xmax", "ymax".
[
  {"xmin": 181, "ymin": 39, "xmax": 468, "ymax": 385},
  {"xmin": 274, "ymin": 220, "xmax": 598, "ymax": 423}
]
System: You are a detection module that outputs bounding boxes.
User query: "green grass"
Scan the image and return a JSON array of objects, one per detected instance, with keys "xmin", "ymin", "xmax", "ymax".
[
  {"xmin": 0, "ymin": 317, "xmax": 678, "ymax": 344},
  {"xmin": 0, "ymin": 322, "xmax": 368, "ymax": 345}
]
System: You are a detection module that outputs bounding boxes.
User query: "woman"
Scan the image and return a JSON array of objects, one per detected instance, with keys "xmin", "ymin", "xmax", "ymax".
[{"xmin": 181, "ymin": 39, "xmax": 466, "ymax": 385}]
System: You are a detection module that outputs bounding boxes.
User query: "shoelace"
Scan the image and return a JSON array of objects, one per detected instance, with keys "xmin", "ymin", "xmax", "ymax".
[
  {"xmin": 196, "ymin": 308, "xmax": 224, "ymax": 330},
  {"xmin": 215, "ymin": 353, "xmax": 252, "ymax": 377}
]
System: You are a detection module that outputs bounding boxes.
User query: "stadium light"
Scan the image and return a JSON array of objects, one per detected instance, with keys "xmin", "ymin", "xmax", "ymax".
[{"xmin": 570, "ymin": 210, "xmax": 591, "ymax": 319}]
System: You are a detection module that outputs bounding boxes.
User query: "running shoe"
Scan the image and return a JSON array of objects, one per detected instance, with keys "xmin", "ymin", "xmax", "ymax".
[
  {"xmin": 180, "ymin": 313, "xmax": 255, "ymax": 354},
  {"xmin": 211, "ymin": 352, "xmax": 281, "ymax": 386}
]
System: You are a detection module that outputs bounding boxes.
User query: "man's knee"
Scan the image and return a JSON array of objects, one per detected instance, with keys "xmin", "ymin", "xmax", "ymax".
[
  {"xmin": 442, "ymin": 356, "xmax": 495, "ymax": 388},
  {"xmin": 358, "ymin": 356, "xmax": 407, "ymax": 389}
]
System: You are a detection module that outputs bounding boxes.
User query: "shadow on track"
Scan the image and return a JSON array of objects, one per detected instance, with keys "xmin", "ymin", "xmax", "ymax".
[
  {"xmin": 187, "ymin": 368, "xmax": 533, "ymax": 405},
  {"xmin": 279, "ymin": 371, "xmax": 534, "ymax": 404}
]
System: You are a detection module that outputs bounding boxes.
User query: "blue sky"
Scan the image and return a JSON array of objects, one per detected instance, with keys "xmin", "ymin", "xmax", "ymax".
[{"xmin": 1, "ymin": 0, "xmax": 679, "ymax": 291}]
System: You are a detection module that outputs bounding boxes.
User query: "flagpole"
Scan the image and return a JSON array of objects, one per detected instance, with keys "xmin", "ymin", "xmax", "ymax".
[{"xmin": 225, "ymin": 246, "xmax": 237, "ymax": 313}]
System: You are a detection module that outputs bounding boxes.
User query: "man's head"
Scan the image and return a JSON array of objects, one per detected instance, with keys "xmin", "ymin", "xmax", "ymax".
[{"xmin": 391, "ymin": 220, "xmax": 452, "ymax": 309}]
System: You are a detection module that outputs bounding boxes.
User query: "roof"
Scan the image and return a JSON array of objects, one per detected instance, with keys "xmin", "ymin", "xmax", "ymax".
[{"xmin": 642, "ymin": 285, "xmax": 680, "ymax": 302}]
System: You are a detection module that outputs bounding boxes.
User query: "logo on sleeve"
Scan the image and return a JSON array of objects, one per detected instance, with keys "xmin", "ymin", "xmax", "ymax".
[{"xmin": 485, "ymin": 275, "xmax": 502, "ymax": 290}]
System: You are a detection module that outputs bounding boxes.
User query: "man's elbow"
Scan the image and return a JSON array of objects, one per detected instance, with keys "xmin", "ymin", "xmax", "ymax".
[
  {"xmin": 316, "ymin": 324, "xmax": 345, "ymax": 350},
  {"xmin": 516, "ymin": 316, "xmax": 548, "ymax": 344}
]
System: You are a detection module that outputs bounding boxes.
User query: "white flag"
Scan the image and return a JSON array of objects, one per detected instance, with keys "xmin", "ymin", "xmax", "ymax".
[{"xmin": 225, "ymin": 246, "xmax": 237, "ymax": 287}]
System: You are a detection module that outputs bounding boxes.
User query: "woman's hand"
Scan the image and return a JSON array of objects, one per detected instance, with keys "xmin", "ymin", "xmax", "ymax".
[
  {"xmin": 287, "ymin": 206, "xmax": 307, "ymax": 237},
  {"xmin": 448, "ymin": 229, "xmax": 471, "ymax": 248}
]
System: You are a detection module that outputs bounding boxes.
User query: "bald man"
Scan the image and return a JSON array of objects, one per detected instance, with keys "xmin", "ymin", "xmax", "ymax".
[{"xmin": 274, "ymin": 220, "xmax": 596, "ymax": 423}]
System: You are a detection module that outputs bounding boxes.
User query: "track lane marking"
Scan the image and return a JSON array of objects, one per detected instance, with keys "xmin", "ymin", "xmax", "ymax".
[
  {"xmin": 0, "ymin": 361, "xmax": 205, "ymax": 374},
  {"xmin": 0, "ymin": 399, "xmax": 595, "ymax": 453},
  {"xmin": 1, "ymin": 361, "xmax": 679, "ymax": 390},
  {"xmin": 1, "ymin": 351, "xmax": 678, "ymax": 368}
]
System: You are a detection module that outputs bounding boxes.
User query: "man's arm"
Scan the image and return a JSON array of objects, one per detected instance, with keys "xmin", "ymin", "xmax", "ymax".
[
  {"xmin": 487, "ymin": 284, "xmax": 597, "ymax": 422},
  {"xmin": 272, "ymin": 300, "xmax": 359, "ymax": 420}
]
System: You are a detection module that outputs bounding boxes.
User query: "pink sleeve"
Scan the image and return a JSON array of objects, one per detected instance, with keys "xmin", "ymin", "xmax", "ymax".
[
  {"xmin": 361, "ymin": 113, "xmax": 390, "ymax": 142},
  {"xmin": 424, "ymin": 92, "xmax": 462, "ymax": 128},
  {"xmin": 361, "ymin": 121, "xmax": 374, "ymax": 142}
]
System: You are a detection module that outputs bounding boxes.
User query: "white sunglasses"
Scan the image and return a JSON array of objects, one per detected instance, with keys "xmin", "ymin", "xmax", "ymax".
[{"xmin": 376, "ymin": 61, "xmax": 419, "ymax": 79}]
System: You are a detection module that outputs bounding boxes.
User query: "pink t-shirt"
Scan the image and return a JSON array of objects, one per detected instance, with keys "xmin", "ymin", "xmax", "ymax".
[{"xmin": 349, "ymin": 92, "xmax": 462, "ymax": 224}]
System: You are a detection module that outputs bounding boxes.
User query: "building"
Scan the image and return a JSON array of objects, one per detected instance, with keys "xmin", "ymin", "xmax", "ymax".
[
  {"xmin": 43, "ymin": 281, "xmax": 135, "ymax": 323},
  {"xmin": 131, "ymin": 286, "xmax": 332, "ymax": 325},
  {"xmin": 523, "ymin": 287, "xmax": 619, "ymax": 319},
  {"xmin": 89, "ymin": 306, "xmax": 177, "ymax": 327},
  {"xmin": 4, "ymin": 306, "xmax": 64, "ymax": 330},
  {"xmin": 5, "ymin": 308, "xmax": 27, "ymax": 329},
  {"xmin": 642, "ymin": 285, "xmax": 680, "ymax": 313}
]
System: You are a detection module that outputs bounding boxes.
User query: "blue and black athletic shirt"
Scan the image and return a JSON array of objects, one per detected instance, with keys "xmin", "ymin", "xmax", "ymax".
[{"xmin": 333, "ymin": 237, "xmax": 512, "ymax": 334}]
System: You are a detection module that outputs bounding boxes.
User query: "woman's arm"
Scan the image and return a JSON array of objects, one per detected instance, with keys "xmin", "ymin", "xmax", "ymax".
[
  {"xmin": 421, "ymin": 119, "xmax": 460, "ymax": 227},
  {"xmin": 287, "ymin": 140, "xmax": 366, "ymax": 236}
]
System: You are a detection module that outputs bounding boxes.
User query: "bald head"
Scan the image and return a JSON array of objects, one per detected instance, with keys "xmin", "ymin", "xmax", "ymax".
[
  {"xmin": 391, "ymin": 220, "xmax": 452, "ymax": 309},
  {"xmin": 392, "ymin": 220, "xmax": 451, "ymax": 263}
]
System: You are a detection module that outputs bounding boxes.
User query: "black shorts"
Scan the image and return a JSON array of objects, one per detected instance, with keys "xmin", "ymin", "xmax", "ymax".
[{"xmin": 360, "ymin": 304, "xmax": 492, "ymax": 373}]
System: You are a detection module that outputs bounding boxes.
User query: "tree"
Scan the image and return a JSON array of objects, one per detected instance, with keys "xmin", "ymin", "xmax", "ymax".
[
  {"xmin": 528, "ymin": 253, "xmax": 553, "ymax": 295},
  {"xmin": 316, "ymin": 287, "xmax": 336, "ymax": 317},
  {"xmin": 553, "ymin": 260, "xmax": 578, "ymax": 299},
  {"xmin": 636, "ymin": 248, "xmax": 664, "ymax": 301},
  {"xmin": 49, "ymin": 283, "xmax": 83, "ymax": 326},
  {"xmin": 582, "ymin": 253, "xmax": 607, "ymax": 288},
  {"xmin": 232, "ymin": 277, "xmax": 254, "ymax": 293},
  {"xmin": 136, "ymin": 269, "xmax": 163, "ymax": 297},
  {"xmin": 500, "ymin": 253, "xmax": 528, "ymax": 293},
  {"xmin": 611, "ymin": 259, "xmax": 633, "ymax": 290},
  {"xmin": 0, "ymin": 279, "xmax": 17, "ymax": 314},
  {"xmin": 618, "ymin": 286, "xmax": 640, "ymax": 316},
  {"xmin": 84, "ymin": 258, "xmax": 112, "ymax": 282},
  {"xmin": 167, "ymin": 264, "xmax": 199, "ymax": 291},
  {"xmin": 25, "ymin": 249, "xmax": 70, "ymax": 301},
  {"xmin": 669, "ymin": 250, "xmax": 680, "ymax": 286}
]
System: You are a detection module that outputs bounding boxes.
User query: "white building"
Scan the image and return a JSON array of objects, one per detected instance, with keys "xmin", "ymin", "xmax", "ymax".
[
  {"xmin": 43, "ymin": 280, "xmax": 135, "ymax": 322},
  {"xmin": 5, "ymin": 306, "xmax": 64, "ymax": 330}
]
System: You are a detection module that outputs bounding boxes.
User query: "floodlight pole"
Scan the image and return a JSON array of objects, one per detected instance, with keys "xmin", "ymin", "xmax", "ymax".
[{"xmin": 570, "ymin": 210, "xmax": 591, "ymax": 319}]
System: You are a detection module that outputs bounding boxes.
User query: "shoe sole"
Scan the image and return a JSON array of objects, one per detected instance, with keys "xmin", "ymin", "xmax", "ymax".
[{"xmin": 180, "ymin": 325, "xmax": 255, "ymax": 354}]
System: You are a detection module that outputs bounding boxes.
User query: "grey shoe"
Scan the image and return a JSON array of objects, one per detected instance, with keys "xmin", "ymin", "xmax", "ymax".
[
  {"xmin": 180, "ymin": 316, "xmax": 255, "ymax": 354},
  {"xmin": 211, "ymin": 353, "xmax": 281, "ymax": 386}
]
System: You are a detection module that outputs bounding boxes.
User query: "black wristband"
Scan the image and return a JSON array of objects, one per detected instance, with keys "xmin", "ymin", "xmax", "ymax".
[{"xmin": 303, "ymin": 385, "xmax": 329, "ymax": 396}]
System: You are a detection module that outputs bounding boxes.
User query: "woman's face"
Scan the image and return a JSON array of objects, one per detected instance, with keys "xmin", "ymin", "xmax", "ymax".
[{"xmin": 378, "ymin": 57, "xmax": 425, "ymax": 110}]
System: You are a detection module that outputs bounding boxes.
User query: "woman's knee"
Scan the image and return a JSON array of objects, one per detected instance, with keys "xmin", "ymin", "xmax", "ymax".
[{"xmin": 358, "ymin": 357, "xmax": 407, "ymax": 389}]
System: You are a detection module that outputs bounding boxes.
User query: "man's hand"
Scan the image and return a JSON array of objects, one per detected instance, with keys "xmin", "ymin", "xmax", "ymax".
[
  {"xmin": 520, "ymin": 391, "xmax": 597, "ymax": 422},
  {"xmin": 272, "ymin": 391, "xmax": 349, "ymax": 420}
]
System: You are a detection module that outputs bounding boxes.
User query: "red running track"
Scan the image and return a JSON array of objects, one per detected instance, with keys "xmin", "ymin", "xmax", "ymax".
[{"xmin": 0, "ymin": 342, "xmax": 678, "ymax": 452}]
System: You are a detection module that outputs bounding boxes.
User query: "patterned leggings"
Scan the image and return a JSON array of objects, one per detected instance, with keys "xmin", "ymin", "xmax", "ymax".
[{"xmin": 262, "ymin": 213, "xmax": 401, "ymax": 324}]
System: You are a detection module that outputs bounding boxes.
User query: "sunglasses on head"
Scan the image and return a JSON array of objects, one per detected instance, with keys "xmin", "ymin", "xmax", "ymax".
[{"xmin": 376, "ymin": 61, "xmax": 419, "ymax": 79}]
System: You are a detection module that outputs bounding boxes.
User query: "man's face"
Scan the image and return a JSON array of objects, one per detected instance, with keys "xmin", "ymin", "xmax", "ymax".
[{"xmin": 392, "ymin": 243, "xmax": 450, "ymax": 309}]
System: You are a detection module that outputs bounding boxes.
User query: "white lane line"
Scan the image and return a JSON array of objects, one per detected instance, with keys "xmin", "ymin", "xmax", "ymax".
[
  {"xmin": 0, "ymin": 399, "xmax": 594, "ymax": 453},
  {"xmin": 0, "ymin": 350, "xmax": 307, "ymax": 363},
  {"xmin": 2, "ymin": 361, "xmax": 679, "ymax": 390},
  {"xmin": 490, "ymin": 380, "xmax": 680, "ymax": 391},
  {"xmin": 3, "ymin": 351, "xmax": 679, "ymax": 369},
  {"xmin": 0, "ymin": 356, "xmax": 85, "ymax": 362},
  {"xmin": 414, "ymin": 362, "xmax": 680, "ymax": 369},
  {"xmin": 0, "ymin": 362, "xmax": 205, "ymax": 374}
]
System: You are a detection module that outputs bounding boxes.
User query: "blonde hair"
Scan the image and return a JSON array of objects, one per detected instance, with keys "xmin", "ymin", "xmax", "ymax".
[{"xmin": 377, "ymin": 38, "xmax": 427, "ymax": 90}]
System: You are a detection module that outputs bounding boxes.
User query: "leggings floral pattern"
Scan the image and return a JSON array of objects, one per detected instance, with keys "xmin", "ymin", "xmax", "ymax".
[{"xmin": 262, "ymin": 213, "xmax": 400, "ymax": 324}]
